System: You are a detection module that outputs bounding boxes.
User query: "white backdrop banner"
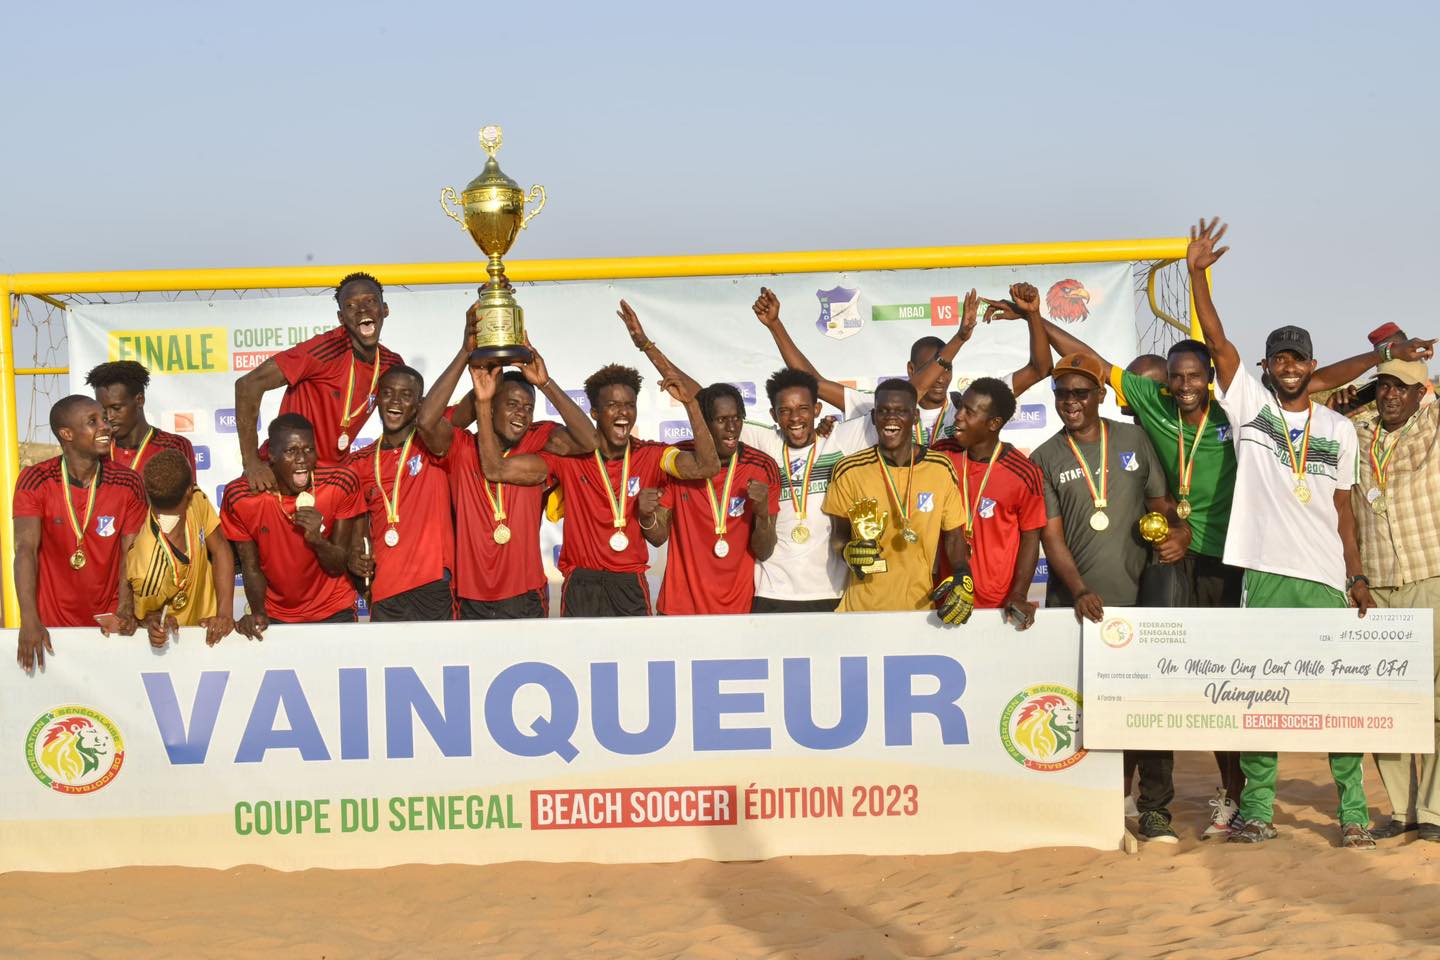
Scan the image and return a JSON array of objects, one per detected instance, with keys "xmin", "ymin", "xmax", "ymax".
[
  {"xmin": 0, "ymin": 610, "xmax": 1120, "ymax": 872},
  {"xmin": 64, "ymin": 262, "xmax": 1137, "ymax": 604}
]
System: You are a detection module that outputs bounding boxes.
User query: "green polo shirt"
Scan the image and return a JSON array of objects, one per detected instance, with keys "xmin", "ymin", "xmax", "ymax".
[{"xmin": 1115, "ymin": 369, "xmax": 1237, "ymax": 559}]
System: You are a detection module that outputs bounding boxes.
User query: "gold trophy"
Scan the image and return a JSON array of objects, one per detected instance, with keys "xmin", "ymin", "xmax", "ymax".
[
  {"xmin": 847, "ymin": 497, "xmax": 889, "ymax": 574},
  {"xmin": 1138, "ymin": 511, "xmax": 1170, "ymax": 544},
  {"xmin": 440, "ymin": 125, "xmax": 547, "ymax": 365}
]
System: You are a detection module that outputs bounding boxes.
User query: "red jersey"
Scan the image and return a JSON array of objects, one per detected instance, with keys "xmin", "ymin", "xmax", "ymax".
[
  {"xmin": 110, "ymin": 427, "xmax": 196, "ymax": 476},
  {"xmin": 220, "ymin": 466, "xmax": 365, "ymax": 622},
  {"xmin": 451, "ymin": 421, "xmax": 556, "ymax": 602},
  {"xmin": 656, "ymin": 443, "xmax": 781, "ymax": 615},
  {"xmin": 348, "ymin": 432, "xmax": 459, "ymax": 604},
  {"xmin": 931, "ymin": 440, "xmax": 1047, "ymax": 608},
  {"xmin": 267, "ymin": 327, "xmax": 405, "ymax": 465},
  {"xmin": 13, "ymin": 457, "xmax": 146, "ymax": 626},
  {"xmin": 542, "ymin": 439, "xmax": 678, "ymax": 576}
]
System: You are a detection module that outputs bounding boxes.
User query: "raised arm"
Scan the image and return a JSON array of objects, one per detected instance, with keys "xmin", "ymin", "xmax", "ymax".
[
  {"xmin": 515, "ymin": 340, "xmax": 598, "ymax": 456},
  {"xmin": 974, "ymin": 284, "xmax": 1059, "ymax": 395},
  {"xmin": 614, "ymin": 301, "xmax": 720, "ymax": 479},
  {"xmin": 235, "ymin": 359, "xmax": 290, "ymax": 493},
  {"xmin": 415, "ymin": 306, "xmax": 480, "ymax": 457},
  {"xmin": 471, "ymin": 366, "xmax": 552, "ymax": 485},
  {"xmin": 911, "ymin": 289, "xmax": 978, "ymax": 401},
  {"xmin": 751, "ymin": 288, "xmax": 849, "ymax": 410},
  {"xmin": 1310, "ymin": 337, "xmax": 1435, "ymax": 394},
  {"xmin": 1187, "ymin": 217, "xmax": 1239, "ymax": 391}
]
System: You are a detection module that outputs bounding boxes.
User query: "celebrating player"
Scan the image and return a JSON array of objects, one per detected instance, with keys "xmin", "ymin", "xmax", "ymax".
[
  {"xmin": 820, "ymin": 379, "xmax": 974, "ymax": 623},
  {"xmin": 85, "ymin": 360, "xmax": 196, "ymax": 474},
  {"xmin": 127, "ymin": 449, "xmax": 235, "ymax": 646},
  {"xmin": 641, "ymin": 382, "xmax": 781, "ymax": 615},
  {"xmin": 235, "ymin": 272, "xmax": 404, "ymax": 490},
  {"xmin": 911, "ymin": 283, "xmax": 1054, "ymax": 403},
  {"xmin": 14, "ymin": 395, "xmax": 147, "ymax": 670},
  {"xmin": 221, "ymin": 414, "xmax": 365, "ymax": 631}
]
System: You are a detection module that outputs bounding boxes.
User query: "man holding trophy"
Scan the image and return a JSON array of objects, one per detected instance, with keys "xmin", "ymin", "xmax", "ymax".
[{"xmin": 819, "ymin": 379, "xmax": 975, "ymax": 624}]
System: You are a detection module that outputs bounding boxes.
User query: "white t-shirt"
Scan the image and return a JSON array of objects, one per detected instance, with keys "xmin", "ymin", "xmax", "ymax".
[
  {"xmin": 741, "ymin": 416, "xmax": 875, "ymax": 601},
  {"xmin": 843, "ymin": 374, "xmax": 1017, "ymax": 446},
  {"xmin": 1214, "ymin": 367, "xmax": 1357, "ymax": 591}
]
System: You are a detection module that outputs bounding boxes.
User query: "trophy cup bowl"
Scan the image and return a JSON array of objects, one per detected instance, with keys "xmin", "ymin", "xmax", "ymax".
[
  {"xmin": 1138, "ymin": 511, "xmax": 1170, "ymax": 544},
  {"xmin": 847, "ymin": 497, "xmax": 889, "ymax": 575},
  {"xmin": 440, "ymin": 125, "xmax": 546, "ymax": 366}
]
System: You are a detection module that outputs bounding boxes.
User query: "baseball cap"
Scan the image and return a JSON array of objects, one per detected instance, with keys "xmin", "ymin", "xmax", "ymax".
[
  {"xmin": 1373, "ymin": 359, "xmax": 1430, "ymax": 387},
  {"xmin": 1052, "ymin": 353, "xmax": 1106, "ymax": 387},
  {"xmin": 1264, "ymin": 325, "xmax": 1313, "ymax": 361},
  {"xmin": 1367, "ymin": 322, "xmax": 1403, "ymax": 347}
]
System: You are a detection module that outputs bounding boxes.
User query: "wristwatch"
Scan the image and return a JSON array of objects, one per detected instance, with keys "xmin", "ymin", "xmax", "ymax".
[
  {"xmin": 935, "ymin": 357, "xmax": 953, "ymax": 371},
  {"xmin": 1345, "ymin": 574, "xmax": 1370, "ymax": 592}
]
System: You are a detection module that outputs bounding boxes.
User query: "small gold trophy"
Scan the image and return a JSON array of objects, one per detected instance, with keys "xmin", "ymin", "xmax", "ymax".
[
  {"xmin": 1138, "ymin": 511, "xmax": 1170, "ymax": 544},
  {"xmin": 847, "ymin": 497, "xmax": 889, "ymax": 575},
  {"xmin": 440, "ymin": 125, "xmax": 547, "ymax": 365}
]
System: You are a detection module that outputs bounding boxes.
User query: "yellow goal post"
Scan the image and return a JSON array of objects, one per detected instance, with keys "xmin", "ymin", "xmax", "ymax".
[{"xmin": 0, "ymin": 237, "xmax": 1196, "ymax": 625}]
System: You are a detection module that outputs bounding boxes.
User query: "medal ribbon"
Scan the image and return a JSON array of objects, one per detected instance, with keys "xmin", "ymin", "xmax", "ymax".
[
  {"xmin": 1277, "ymin": 401, "xmax": 1313, "ymax": 487},
  {"xmin": 60, "ymin": 458, "xmax": 100, "ymax": 550},
  {"xmin": 1175, "ymin": 403, "xmax": 1210, "ymax": 497},
  {"xmin": 594, "ymin": 443, "xmax": 632, "ymax": 530},
  {"xmin": 878, "ymin": 444, "xmax": 916, "ymax": 530},
  {"xmin": 781, "ymin": 443, "xmax": 817, "ymax": 519},
  {"xmin": 915, "ymin": 395, "xmax": 949, "ymax": 446},
  {"xmin": 1369, "ymin": 415, "xmax": 1418, "ymax": 493},
  {"xmin": 340, "ymin": 352, "xmax": 382, "ymax": 430},
  {"xmin": 151, "ymin": 509, "xmax": 197, "ymax": 593},
  {"xmin": 112, "ymin": 426, "xmax": 154, "ymax": 467},
  {"xmin": 480, "ymin": 449, "xmax": 510, "ymax": 523},
  {"xmin": 373, "ymin": 430, "xmax": 415, "ymax": 528},
  {"xmin": 962, "ymin": 442, "xmax": 1003, "ymax": 537},
  {"xmin": 1064, "ymin": 421, "xmax": 1109, "ymax": 508},
  {"xmin": 704, "ymin": 452, "xmax": 741, "ymax": 536}
]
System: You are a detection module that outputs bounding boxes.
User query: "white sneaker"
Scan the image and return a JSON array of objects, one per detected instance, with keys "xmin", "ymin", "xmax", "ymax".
[
  {"xmin": 1203, "ymin": 788, "xmax": 1239, "ymax": 839},
  {"xmin": 1125, "ymin": 794, "xmax": 1139, "ymax": 818}
]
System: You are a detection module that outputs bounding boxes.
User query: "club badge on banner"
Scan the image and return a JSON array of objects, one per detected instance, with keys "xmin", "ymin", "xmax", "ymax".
[
  {"xmin": 65, "ymin": 264, "xmax": 1136, "ymax": 606},
  {"xmin": 1, "ymin": 611, "xmax": 1121, "ymax": 872}
]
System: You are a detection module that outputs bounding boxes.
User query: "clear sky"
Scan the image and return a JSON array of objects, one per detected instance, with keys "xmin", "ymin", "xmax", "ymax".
[{"xmin": 1, "ymin": 0, "xmax": 1436, "ymax": 364}]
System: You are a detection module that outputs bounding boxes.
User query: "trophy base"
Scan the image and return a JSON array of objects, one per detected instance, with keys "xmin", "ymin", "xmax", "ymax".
[{"xmin": 469, "ymin": 344, "xmax": 533, "ymax": 367}]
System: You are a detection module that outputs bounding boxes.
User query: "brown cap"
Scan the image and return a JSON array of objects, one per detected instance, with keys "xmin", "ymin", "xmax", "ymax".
[
  {"xmin": 1374, "ymin": 359, "xmax": 1431, "ymax": 387},
  {"xmin": 1052, "ymin": 353, "xmax": 1106, "ymax": 387}
]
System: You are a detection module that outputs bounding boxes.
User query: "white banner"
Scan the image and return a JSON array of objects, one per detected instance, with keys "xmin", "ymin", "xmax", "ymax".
[
  {"xmin": 1, "ymin": 610, "xmax": 1120, "ymax": 872},
  {"xmin": 65, "ymin": 264, "xmax": 1137, "ymax": 606},
  {"xmin": 1082, "ymin": 608, "xmax": 1435, "ymax": 751}
]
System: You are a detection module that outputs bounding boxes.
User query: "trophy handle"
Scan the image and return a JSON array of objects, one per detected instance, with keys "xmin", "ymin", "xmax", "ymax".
[
  {"xmin": 520, "ymin": 184, "xmax": 547, "ymax": 230},
  {"xmin": 439, "ymin": 186, "xmax": 466, "ymax": 228}
]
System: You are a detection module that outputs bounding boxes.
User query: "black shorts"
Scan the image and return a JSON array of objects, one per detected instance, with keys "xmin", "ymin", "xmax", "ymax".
[
  {"xmin": 560, "ymin": 568, "xmax": 651, "ymax": 618},
  {"xmin": 459, "ymin": 588, "xmax": 549, "ymax": 620},
  {"xmin": 371, "ymin": 574, "xmax": 455, "ymax": 622},
  {"xmin": 271, "ymin": 605, "xmax": 357, "ymax": 625},
  {"xmin": 750, "ymin": 595, "xmax": 840, "ymax": 614},
  {"xmin": 1138, "ymin": 553, "xmax": 1244, "ymax": 608}
]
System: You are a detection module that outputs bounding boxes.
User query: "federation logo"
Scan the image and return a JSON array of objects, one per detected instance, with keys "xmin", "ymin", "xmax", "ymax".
[
  {"xmin": 1101, "ymin": 616, "xmax": 1135, "ymax": 648},
  {"xmin": 26, "ymin": 706, "xmax": 125, "ymax": 795},
  {"xmin": 1000, "ymin": 685, "xmax": 1086, "ymax": 772},
  {"xmin": 816, "ymin": 286, "xmax": 862, "ymax": 341}
]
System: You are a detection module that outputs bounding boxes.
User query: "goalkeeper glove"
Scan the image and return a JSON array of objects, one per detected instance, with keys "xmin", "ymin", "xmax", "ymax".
[
  {"xmin": 842, "ymin": 538, "xmax": 882, "ymax": 576},
  {"xmin": 931, "ymin": 571, "xmax": 976, "ymax": 625}
]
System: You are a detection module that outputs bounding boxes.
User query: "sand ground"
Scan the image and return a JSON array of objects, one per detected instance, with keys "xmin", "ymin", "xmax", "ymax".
[{"xmin": 3, "ymin": 751, "xmax": 1438, "ymax": 959}]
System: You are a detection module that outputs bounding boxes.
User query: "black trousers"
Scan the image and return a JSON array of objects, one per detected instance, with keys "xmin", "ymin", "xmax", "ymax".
[
  {"xmin": 459, "ymin": 588, "xmax": 548, "ymax": 620},
  {"xmin": 750, "ymin": 595, "xmax": 840, "ymax": 614},
  {"xmin": 1124, "ymin": 750, "xmax": 1176, "ymax": 817},
  {"xmin": 560, "ymin": 569, "xmax": 651, "ymax": 618},
  {"xmin": 370, "ymin": 574, "xmax": 454, "ymax": 622},
  {"xmin": 271, "ymin": 606, "xmax": 357, "ymax": 625}
]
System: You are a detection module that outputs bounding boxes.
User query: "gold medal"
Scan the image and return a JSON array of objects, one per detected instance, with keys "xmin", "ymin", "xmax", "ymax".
[
  {"xmin": 1372, "ymin": 494, "xmax": 1388, "ymax": 515},
  {"xmin": 1065, "ymin": 424, "xmax": 1111, "ymax": 534},
  {"xmin": 171, "ymin": 590, "xmax": 189, "ymax": 613},
  {"xmin": 780, "ymin": 443, "xmax": 818, "ymax": 541},
  {"xmin": 1176, "ymin": 498, "xmax": 1192, "ymax": 520},
  {"xmin": 902, "ymin": 527, "xmax": 920, "ymax": 544},
  {"xmin": 609, "ymin": 530, "xmax": 630, "ymax": 552},
  {"xmin": 961, "ymin": 442, "xmax": 1003, "ymax": 544},
  {"xmin": 1294, "ymin": 483, "xmax": 1311, "ymax": 504},
  {"xmin": 1367, "ymin": 416, "xmax": 1418, "ymax": 522},
  {"xmin": 374, "ymin": 432, "xmax": 414, "ymax": 549},
  {"xmin": 1090, "ymin": 510, "xmax": 1110, "ymax": 531},
  {"xmin": 60, "ymin": 457, "xmax": 99, "ymax": 576},
  {"xmin": 337, "ymin": 432, "xmax": 351, "ymax": 451},
  {"xmin": 493, "ymin": 523, "xmax": 512, "ymax": 545},
  {"xmin": 151, "ymin": 508, "xmax": 198, "ymax": 613},
  {"xmin": 70, "ymin": 549, "xmax": 87, "ymax": 570},
  {"xmin": 714, "ymin": 539, "xmax": 730, "ymax": 558},
  {"xmin": 1173, "ymin": 403, "xmax": 1209, "ymax": 524},
  {"xmin": 877, "ymin": 443, "xmax": 917, "ymax": 547},
  {"xmin": 596, "ymin": 445, "xmax": 633, "ymax": 555},
  {"xmin": 337, "ymin": 348, "xmax": 381, "ymax": 453},
  {"xmin": 482, "ymin": 450, "xmax": 513, "ymax": 548},
  {"xmin": 704, "ymin": 452, "xmax": 741, "ymax": 558},
  {"xmin": 790, "ymin": 524, "xmax": 810, "ymax": 544}
]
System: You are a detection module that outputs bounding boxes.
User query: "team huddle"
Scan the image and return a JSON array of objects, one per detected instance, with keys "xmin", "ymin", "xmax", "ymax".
[{"xmin": 13, "ymin": 218, "xmax": 1440, "ymax": 850}]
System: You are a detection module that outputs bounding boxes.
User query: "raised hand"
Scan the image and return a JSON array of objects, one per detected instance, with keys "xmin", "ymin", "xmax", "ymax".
[
  {"xmin": 1392, "ymin": 337, "xmax": 1436, "ymax": 362},
  {"xmin": 244, "ymin": 458, "xmax": 277, "ymax": 494},
  {"xmin": 958, "ymin": 289, "xmax": 979, "ymax": 343},
  {"xmin": 517, "ymin": 337, "xmax": 551, "ymax": 387},
  {"xmin": 469, "ymin": 364, "xmax": 501, "ymax": 402},
  {"xmin": 1187, "ymin": 217, "xmax": 1230, "ymax": 273},
  {"xmin": 659, "ymin": 375, "xmax": 700, "ymax": 405},
  {"xmin": 463, "ymin": 302, "xmax": 481, "ymax": 352},
  {"xmin": 752, "ymin": 287, "xmax": 781, "ymax": 328},
  {"xmin": 1011, "ymin": 282, "xmax": 1041, "ymax": 316},
  {"xmin": 746, "ymin": 479, "xmax": 770, "ymax": 511},
  {"xmin": 980, "ymin": 297, "xmax": 1023, "ymax": 324},
  {"xmin": 815, "ymin": 415, "xmax": 838, "ymax": 438},
  {"xmin": 292, "ymin": 507, "xmax": 327, "ymax": 544},
  {"xmin": 617, "ymin": 300, "xmax": 650, "ymax": 349}
]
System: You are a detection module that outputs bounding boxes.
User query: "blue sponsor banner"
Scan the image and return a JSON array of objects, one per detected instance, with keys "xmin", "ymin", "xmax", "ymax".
[
  {"xmin": 215, "ymin": 408, "xmax": 238, "ymax": 433},
  {"xmin": 658, "ymin": 421, "xmax": 693, "ymax": 443},
  {"xmin": 1033, "ymin": 558, "xmax": 1049, "ymax": 583},
  {"xmin": 194, "ymin": 445, "xmax": 211, "ymax": 471},
  {"xmin": 545, "ymin": 390, "xmax": 591, "ymax": 416},
  {"xmin": 1009, "ymin": 404, "xmax": 1047, "ymax": 430}
]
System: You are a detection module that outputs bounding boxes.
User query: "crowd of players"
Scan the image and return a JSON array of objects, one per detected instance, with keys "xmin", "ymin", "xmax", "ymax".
[{"xmin": 13, "ymin": 218, "xmax": 1440, "ymax": 850}]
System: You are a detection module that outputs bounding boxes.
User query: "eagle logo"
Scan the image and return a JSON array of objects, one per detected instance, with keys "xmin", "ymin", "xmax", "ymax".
[
  {"xmin": 1046, "ymin": 279, "xmax": 1091, "ymax": 324},
  {"xmin": 1000, "ymin": 685, "xmax": 1088, "ymax": 771}
]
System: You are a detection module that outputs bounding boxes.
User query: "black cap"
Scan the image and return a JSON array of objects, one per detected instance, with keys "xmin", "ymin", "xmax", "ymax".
[{"xmin": 1264, "ymin": 325, "xmax": 1313, "ymax": 361}]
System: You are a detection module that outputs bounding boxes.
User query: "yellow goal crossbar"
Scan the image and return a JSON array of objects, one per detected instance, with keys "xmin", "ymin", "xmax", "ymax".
[{"xmin": 0, "ymin": 236, "xmax": 1190, "ymax": 624}]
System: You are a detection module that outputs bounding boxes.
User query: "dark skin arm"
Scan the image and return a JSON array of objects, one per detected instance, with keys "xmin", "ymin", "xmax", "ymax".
[
  {"xmin": 347, "ymin": 514, "xmax": 374, "ymax": 580},
  {"xmin": 941, "ymin": 525, "xmax": 971, "ymax": 575},
  {"xmin": 747, "ymin": 479, "xmax": 778, "ymax": 561},
  {"xmin": 1003, "ymin": 528, "xmax": 1041, "ymax": 630},
  {"xmin": 14, "ymin": 516, "xmax": 50, "ymax": 671},
  {"xmin": 1186, "ymin": 217, "xmax": 1240, "ymax": 391},
  {"xmin": 615, "ymin": 301, "xmax": 721, "ymax": 479},
  {"xmin": 234, "ymin": 540, "xmax": 269, "ymax": 639},
  {"xmin": 203, "ymin": 525, "xmax": 236, "ymax": 645},
  {"xmin": 830, "ymin": 515, "xmax": 854, "ymax": 564},
  {"xmin": 1337, "ymin": 490, "xmax": 1375, "ymax": 615},
  {"xmin": 110, "ymin": 533, "xmax": 138, "ymax": 637},
  {"xmin": 235, "ymin": 359, "xmax": 290, "ymax": 493},
  {"xmin": 967, "ymin": 284, "xmax": 1056, "ymax": 396},
  {"xmin": 1309, "ymin": 339, "xmax": 1435, "ymax": 394},
  {"xmin": 1146, "ymin": 494, "xmax": 1192, "ymax": 564},
  {"xmin": 752, "ymin": 287, "xmax": 850, "ymax": 410},
  {"xmin": 414, "ymin": 312, "xmax": 478, "ymax": 458},
  {"xmin": 290, "ymin": 510, "xmax": 356, "ymax": 577},
  {"xmin": 471, "ymin": 369, "xmax": 551, "ymax": 485},
  {"xmin": 518, "ymin": 342, "xmax": 600, "ymax": 455},
  {"xmin": 911, "ymin": 289, "xmax": 979, "ymax": 401},
  {"xmin": 637, "ymin": 488, "xmax": 671, "ymax": 547},
  {"xmin": 1039, "ymin": 517, "xmax": 1105, "ymax": 623}
]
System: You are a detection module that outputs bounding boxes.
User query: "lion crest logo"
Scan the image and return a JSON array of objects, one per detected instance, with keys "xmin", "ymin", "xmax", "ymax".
[
  {"xmin": 26, "ymin": 706, "xmax": 125, "ymax": 794},
  {"xmin": 1000, "ymin": 685, "xmax": 1087, "ymax": 771}
]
